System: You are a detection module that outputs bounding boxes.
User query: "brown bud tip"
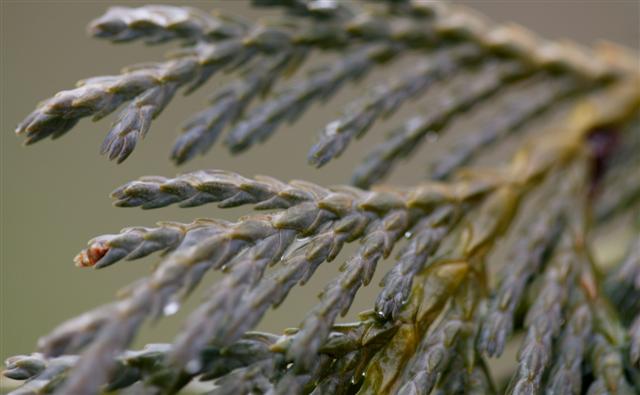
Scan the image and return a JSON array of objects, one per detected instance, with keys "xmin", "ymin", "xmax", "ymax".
[{"xmin": 74, "ymin": 242, "xmax": 109, "ymax": 268}]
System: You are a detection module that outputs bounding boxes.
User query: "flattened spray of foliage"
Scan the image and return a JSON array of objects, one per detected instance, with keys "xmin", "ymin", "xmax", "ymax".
[{"xmin": 5, "ymin": 1, "xmax": 640, "ymax": 394}]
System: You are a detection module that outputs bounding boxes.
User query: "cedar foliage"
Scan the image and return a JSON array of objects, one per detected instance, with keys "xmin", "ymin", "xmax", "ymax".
[{"xmin": 4, "ymin": 1, "xmax": 640, "ymax": 394}]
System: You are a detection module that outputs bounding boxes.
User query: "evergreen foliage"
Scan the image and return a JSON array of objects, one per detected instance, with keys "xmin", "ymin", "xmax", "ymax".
[{"xmin": 5, "ymin": 1, "xmax": 640, "ymax": 394}]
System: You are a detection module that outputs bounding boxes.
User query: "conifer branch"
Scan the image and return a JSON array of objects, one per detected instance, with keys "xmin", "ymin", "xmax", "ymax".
[
  {"xmin": 375, "ymin": 206, "xmax": 457, "ymax": 320},
  {"xmin": 477, "ymin": 196, "xmax": 565, "ymax": 357},
  {"xmin": 111, "ymin": 169, "xmax": 327, "ymax": 210},
  {"xmin": 431, "ymin": 342, "xmax": 496, "ymax": 395},
  {"xmin": 350, "ymin": 59, "xmax": 533, "ymax": 188},
  {"xmin": 88, "ymin": 5, "xmax": 246, "ymax": 44},
  {"xmin": 74, "ymin": 219, "xmax": 224, "ymax": 269},
  {"xmin": 5, "ymin": 2, "xmax": 640, "ymax": 395},
  {"xmin": 505, "ymin": 237, "xmax": 576, "ymax": 394},
  {"xmin": 287, "ymin": 207, "xmax": 414, "ymax": 369},
  {"xmin": 583, "ymin": 272, "xmax": 634, "ymax": 395},
  {"xmin": 171, "ymin": 49, "xmax": 307, "ymax": 164},
  {"xmin": 4, "ymin": 334, "xmax": 283, "ymax": 394},
  {"xmin": 30, "ymin": 67, "xmax": 637, "ymax": 394},
  {"xmin": 431, "ymin": 74, "xmax": 588, "ymax": 180},
  {"xmin": 544, "ymin": 301, "xmax": 592, "ymax": 395},
  {"xmin": 15, "ymin": 39, "xmax": 245, "ymax": 162},
  {"xmin": 586, "ymin": 334, "xmax": 636, "ymax": 395},
  {"xmin": 4, "ymin": 316, "xmax": 401, "ymax": 395},
  {"xmin": 15, "ymin": 1, "xmax": 617, "ymax": 163},
  {"xmin": 396, "ymin": 278, "xmax": 480, "ymax": 395},
  {"xmin": 308, "ymin": 43, "xmax": 482, "ymax": 166},
  {"xmin": 224, "ymin": 42, "xmax": 401, "ymax": 153},
  {"xmin": 357, "ymin": 260, "xmax": 470, "ymax": 394}
]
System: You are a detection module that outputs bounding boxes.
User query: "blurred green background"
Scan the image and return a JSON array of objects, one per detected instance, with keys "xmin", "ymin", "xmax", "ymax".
[{"xmin": 1, "ymin": 0, "xmax": 638, "ymax": 388}]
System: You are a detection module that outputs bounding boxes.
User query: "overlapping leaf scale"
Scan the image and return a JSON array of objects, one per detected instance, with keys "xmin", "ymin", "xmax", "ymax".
[
  {"xmin": 224, "ymin": 43, "xmax": 402, "ymax": 153},
  {"xmin": 505, "ymin": 239, "xmax": 576, "ymax": 395},
  {"xmin": 477, "ymin": 199, "xmax": 565, "ymax": 357},
  {"xmin": 88, "ymin": 5, "xmax": 246, "ymax": 44},
  {"xmin": 15, "ymin": 40, "xmax": 246, "ymax": 161}
]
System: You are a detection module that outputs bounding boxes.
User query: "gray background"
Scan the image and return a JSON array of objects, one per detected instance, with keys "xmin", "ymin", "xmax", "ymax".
[{"xmin": 1, "ymin": 0, "xmax": 639, "ymax": 381}]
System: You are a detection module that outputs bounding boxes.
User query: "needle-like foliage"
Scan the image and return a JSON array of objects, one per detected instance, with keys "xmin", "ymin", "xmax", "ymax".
[{"xmin": 5, "ymin": 1, "xmax": 640, "ymax": 394}]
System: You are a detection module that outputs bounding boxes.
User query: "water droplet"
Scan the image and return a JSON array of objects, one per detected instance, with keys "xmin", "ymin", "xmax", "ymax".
[
  {"xmin": 404, "ymin": 231, "xmax": 413, "ymax": 239},
  {"xmin": 163, "ymin": 301, "xmax": 180, "ymax": 316},
  {"xmin": 186, "ymin": 359, "xmax": 201, "ymax": 374},
  {"xmin": 325, "ymin": 121, "xmax": 340, "ymax": 137},
  {"xmin": 350, "ymin": 371, "xmax": 366, "ymax": 384},
  {"xmin": 425, "ymin": 131, "xmax": 439, "ymax": 143},
  {"xmin": 407, "ymin": 117, "xmax": 423, "ymax": 131},
  {"xmin": 313, "ymin": 0, "xmax": 338, "ymax": 10}
]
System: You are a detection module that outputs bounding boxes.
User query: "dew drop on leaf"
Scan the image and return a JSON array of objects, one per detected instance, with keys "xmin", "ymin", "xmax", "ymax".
[
  {"xmin": 163, "ymin": 301, "xmax": 180, "ymax": 316},
  {"xmin": 186, "ymin": 359, "xmax": 202, "ymax": 374}
]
